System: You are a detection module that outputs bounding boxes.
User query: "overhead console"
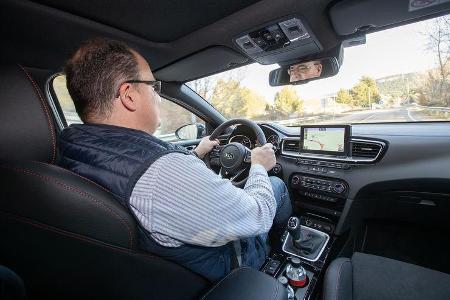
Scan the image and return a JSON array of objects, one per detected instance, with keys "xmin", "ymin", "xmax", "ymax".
[{"xmin": 234, "ymin": 16, "xmax": 322, "ymax": 65}]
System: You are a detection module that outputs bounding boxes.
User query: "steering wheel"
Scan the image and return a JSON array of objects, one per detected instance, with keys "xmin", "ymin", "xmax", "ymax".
[{"xmin": 205, "ymin": 119, "xmax": 267, "ymax": 187}]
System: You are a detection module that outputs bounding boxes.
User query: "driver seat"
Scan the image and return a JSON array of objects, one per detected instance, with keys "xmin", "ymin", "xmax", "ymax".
[{"xmin": 0, "ymin": 65, "xmax": 209, "ymax": 299}]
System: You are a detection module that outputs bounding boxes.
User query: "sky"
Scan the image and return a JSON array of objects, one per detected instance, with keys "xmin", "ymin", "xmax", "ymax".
[{"xmin": 199, "ymin": 16, "xmax": 443, "ymax": 104}]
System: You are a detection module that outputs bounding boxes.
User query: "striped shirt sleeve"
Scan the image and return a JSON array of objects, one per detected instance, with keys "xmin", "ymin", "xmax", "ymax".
[{"xmin": 129, "ymin": 152, "xmax": 276, "ymax": 247}]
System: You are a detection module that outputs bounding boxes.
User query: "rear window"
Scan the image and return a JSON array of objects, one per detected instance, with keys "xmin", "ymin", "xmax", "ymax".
[{"xmin": 52, "ymin": 75, "xmax": 83, "ymax": 125}]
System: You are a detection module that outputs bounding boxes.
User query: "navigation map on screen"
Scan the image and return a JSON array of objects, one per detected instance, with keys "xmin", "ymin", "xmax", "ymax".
[{"xmin": 303, "ymin": 127, "xmax": 345, "ymax": 152}]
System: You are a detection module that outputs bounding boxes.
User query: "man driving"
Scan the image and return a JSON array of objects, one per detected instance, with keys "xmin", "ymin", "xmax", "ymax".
[
  {"xmin": 288, "ymin": 60, "xmax": 323, "ymax": 82},
  {"xmin": 58, "ymin": 38, "xmax": 292, "ymax": 281}
]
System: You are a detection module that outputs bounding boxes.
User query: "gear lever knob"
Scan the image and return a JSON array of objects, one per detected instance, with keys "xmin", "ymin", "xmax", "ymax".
[{"xmin": 287, "ymin": 216, "xmax": 301, "ymax": 242}]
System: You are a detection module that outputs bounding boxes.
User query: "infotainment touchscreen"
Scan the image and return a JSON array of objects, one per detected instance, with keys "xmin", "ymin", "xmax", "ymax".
[{"xmin": 300, "ymin": 125, "xmax": 350, "ymax": 156}]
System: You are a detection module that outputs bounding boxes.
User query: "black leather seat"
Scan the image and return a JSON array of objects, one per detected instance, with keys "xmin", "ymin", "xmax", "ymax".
[
  {"xmin": 323, "ymin": 252, "xmax": 450, "ymax": 300},
  {"xmin": 0, "ymin": 65, "xmax": 209, "ymax": 299}
]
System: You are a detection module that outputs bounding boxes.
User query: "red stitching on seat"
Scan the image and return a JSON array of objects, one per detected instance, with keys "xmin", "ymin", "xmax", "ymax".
[
  {"xmin": 1, "ymin": 211, "xmax": 188, "ymax": 264},
  {"xmin": 18, "ymin": 65, "xmax": 56, "ymax": 164},
  {"xmin": 2, "ymin": 211, "xmax": 132, "ymax": 254},
  {"xmin": 1, "ymin": 165, "xmax": 134, "ymax": 249},
  {"xmin": 32, "ymin": 161, "xmax": 113, "ymax": 194}
]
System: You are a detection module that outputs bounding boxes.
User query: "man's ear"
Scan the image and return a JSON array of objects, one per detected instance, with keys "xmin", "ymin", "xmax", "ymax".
[
  {"xmin": 317, "ymin": 64, "xmax": 323, "ymax": 74},
  {"xmin": 118, "ymin": 83, "xmax": 137, "ymax": 112}
]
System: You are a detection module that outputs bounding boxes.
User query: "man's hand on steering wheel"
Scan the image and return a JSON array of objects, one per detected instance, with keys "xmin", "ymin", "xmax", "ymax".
[
  {"xmin": 194, "ymin": 136, "xmax": 219, "ymax": 159},
  {"xmin": 251, "ymin": 143, "xmax": 276, "ymax": 171}
]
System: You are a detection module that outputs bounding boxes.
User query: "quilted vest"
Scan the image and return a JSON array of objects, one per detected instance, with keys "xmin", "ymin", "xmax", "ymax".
[{"xmin": 58, "ymin": 123, "xmax": 233, "ymax": 281}]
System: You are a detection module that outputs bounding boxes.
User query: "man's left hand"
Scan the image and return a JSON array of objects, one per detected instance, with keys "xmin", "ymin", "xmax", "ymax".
[{"xmin": 194, "ymin": 136, "xmax": 219, "ymax": 159}]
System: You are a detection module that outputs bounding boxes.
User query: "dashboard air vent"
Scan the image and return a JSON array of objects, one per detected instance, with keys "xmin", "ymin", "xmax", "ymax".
[
  {"xmin": 283, "ymin": 140, "xmax": 300, "ymax": 153},
  {"xmin": 351, "ymin": 141, "xmax": 382, "ymax": 159}
]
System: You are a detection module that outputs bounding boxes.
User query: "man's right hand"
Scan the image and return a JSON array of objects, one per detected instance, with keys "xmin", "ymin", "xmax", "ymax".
[{"xmin": 251, "ymin": 143, "xmax": 276, "ymax": 171}]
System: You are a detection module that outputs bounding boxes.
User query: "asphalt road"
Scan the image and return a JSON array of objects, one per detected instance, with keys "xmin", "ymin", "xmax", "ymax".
[{"xmin": 315, "ymin": 108, "xmax": 433, "ymax": 124}]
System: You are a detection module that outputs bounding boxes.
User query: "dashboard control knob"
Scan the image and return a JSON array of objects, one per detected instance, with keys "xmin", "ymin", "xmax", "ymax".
[
  {"xmin": 291, "ymin": 175, "xmax": 300, "ymax": 185},
  {"xmin": 332, "ymin": 183, "xmax": 346, "ymax": 194},
  {"xmin": 272, "ymin": 163, "xmax": 282, "ymax": 174}
]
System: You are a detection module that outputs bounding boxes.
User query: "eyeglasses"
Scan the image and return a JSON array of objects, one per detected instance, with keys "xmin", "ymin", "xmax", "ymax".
[{"xmin": 115, "ymin": 80, "xmax": 161, "ymax": 97}]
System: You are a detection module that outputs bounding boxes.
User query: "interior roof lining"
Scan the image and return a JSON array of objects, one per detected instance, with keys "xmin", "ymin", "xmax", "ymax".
[
  {"xmin": 30, "ymin": 0, "xmax": 262, "ymax": 43},
  {"xmin": 3, "ymin": 0, "xmax": 449, "ymax": 82},
  {"xmin": 1, "ymin": 0, "xmax": 340, "ymax": 80}
]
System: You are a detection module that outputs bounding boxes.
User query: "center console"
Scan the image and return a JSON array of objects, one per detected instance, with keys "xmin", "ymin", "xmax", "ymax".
[
  {"xmin": 260, "ymin": 216, "xmax": 335, "ymax": 300},
  {"xmin": 280, "ymin": 124, "xmax": 386, "ymax": 219},
  {"xmin": 262, "ymin": 126, "xmax": 352, "ymax": 298},
  {"xmin": 257, "ymin": 124, "xmax": 388, "ymax": 298}
]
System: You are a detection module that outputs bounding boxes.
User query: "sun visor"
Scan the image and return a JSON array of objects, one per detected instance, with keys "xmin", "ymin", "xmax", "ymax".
[
  {"xmin": 154, "ymin": 47, "xmax": 249, "ymax": 82},
  {"xmin": 330, "ymin": 0, "xmax": 450, "ymax": 36}
]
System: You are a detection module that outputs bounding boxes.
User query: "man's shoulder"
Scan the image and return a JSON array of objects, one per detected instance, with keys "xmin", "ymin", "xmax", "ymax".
[
  {"xmin": 152, "ymin": 152, "xmax": 197, "ymax": 168},
  {"xmin": 134, "ymin": 152, "xmax": 199, "ymax": 191}
]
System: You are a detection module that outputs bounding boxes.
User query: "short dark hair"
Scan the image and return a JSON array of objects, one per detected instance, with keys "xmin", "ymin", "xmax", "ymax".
[{"xmin": 64, "ymin": 38, "xmax": 140, "ymax": 121}]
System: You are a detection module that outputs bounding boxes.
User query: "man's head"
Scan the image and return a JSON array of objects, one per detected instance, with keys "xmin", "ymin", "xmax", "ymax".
[
  {"xmin": 288, "ymin": 60, "xmax": 323, "ymax": 82},
  {"xmin": 65, "ymin": 38, "xmax": 161, "ymax": 134}
]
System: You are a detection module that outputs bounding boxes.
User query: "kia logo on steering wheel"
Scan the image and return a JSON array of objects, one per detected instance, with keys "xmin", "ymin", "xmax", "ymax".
[{"xmin": 224, "ymin": 152, "xmax": 234, "ymax": 159}]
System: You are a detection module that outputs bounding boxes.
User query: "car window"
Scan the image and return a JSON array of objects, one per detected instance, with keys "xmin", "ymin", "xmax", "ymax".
[
  {"xmin": 187, "ymin": 14, "xmax": 450, "ymax": 125},
  {"xmin": 52, "ymin": 74, "xmax": 83, "ymax": 125},
  {"xmin": 157, "ymin": 98, "xmax": 205, "ymax": 141},
  {"xmin": 51, "ymin": 74, "xmax": 204, "ymax": 141}
]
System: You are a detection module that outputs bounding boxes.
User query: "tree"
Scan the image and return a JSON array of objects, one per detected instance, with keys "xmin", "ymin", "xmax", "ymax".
[
  {"xmin": 211, "ymin": 79, "xmax": 246, "ymax": 118},
  {"xmin": 273, "ymin": 86, "xmax": 303, "ymax": 117},
  {"xmin": 336, "ymin": 89, "xmax": 353, "ymax": 105},
  {"xmin": 425, "ymin": 16, "xmax": 450, "ymax": 105},
  {"xmin": 210, "ymin": 79, "xmax": 267, "ymax": 119},
  {"xmin": 350, "ymin": 76, "xmax": 381, "ymax": 107},
  {"xmin": 376, "ymin": 73, "xmax": 420, "ymax": 100},
  {"xmin": 187, "ymin": 76, "xmax": 215, "ymax": 102},
  {"xmin": 240, "ymin": 87, "xmax": 266, "ymax": 118}
]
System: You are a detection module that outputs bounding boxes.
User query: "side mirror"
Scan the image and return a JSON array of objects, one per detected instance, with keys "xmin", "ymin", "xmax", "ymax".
[
  {"xmin": 175, "ymin": 123, "xmax": 206, "ymax": 140},
  {"xmin": 269, "ymin": 57, "xmax": 340, "ymax": 86}
]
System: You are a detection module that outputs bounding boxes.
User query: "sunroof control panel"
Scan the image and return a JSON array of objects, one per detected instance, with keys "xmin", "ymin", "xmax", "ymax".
[{"xmin": 234, "ymin": 17, "xmax": 321, "ymax": 64}]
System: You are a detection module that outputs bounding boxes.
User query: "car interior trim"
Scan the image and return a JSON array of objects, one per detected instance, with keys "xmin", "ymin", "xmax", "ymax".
[
  {"xmin": 45, "ymin": 73, "xmax": 67, "ymax": 130},
  {"xmin": 281, "ymin": 137, "xmax": 387, "ymax": 163}
]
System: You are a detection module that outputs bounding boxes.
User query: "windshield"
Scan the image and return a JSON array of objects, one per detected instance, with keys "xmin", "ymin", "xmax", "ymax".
[{"xmin": 187, "ymin": 14, "xmax": 450, "ymax": 126}]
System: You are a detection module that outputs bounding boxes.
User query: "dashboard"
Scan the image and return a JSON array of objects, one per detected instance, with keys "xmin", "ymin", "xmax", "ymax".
[
  {"xmin": 226, "ymin": 124, "xmax": 282, "ymax": 150},
  {"xmin": 225, "ymin": 122, "xmax": 450, "ymax": 236},
  {"xmin": 229, "ymin": 134, "xmax": 280, "ymax": 149}
]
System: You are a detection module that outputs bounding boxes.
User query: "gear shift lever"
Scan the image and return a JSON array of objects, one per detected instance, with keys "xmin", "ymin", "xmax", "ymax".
[
  {"xmin": 285, "ymin": 216, "xmax": 327, "ymax": 260},
  {"xmin": 287, "ymin": 217, "xmax": 302, "ymax": 248}
]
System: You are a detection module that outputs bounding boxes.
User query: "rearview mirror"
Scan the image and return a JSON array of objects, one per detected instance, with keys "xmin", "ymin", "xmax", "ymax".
[
  {"xmin": 175, "ymin": 123, "xmax": 206, "ymax": 140},
  {"xmin": 269, "ymin": 57, "xmax": 339, "ymax": 86}
]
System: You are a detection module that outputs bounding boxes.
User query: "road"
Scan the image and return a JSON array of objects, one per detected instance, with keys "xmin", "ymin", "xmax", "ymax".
[{"xmin": 313, "ymin": 107, "xmax": 437, "ymax": 124}]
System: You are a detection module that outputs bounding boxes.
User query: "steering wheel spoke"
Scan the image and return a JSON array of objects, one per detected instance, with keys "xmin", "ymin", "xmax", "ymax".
[
  {"xmin": 230, "ymin": 165, "xmax": 250, "ymax": 182},
  {"xmin": 243, "ymin": 146, "xmax": 252, "ymax": 163},
  {"xmin": 220, "ymin": 164, "xmax": 250, "ymax": 182}
]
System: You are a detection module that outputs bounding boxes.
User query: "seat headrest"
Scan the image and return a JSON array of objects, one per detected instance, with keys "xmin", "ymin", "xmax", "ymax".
[{"xmin": 0, "ymin": 65, "xmax": 56, "ymax": 163}]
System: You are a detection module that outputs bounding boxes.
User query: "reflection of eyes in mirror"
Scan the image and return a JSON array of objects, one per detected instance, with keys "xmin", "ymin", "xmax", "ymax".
[{"xmin": 287, "ymin": 60, "xmax": 323, "ymax": 82}]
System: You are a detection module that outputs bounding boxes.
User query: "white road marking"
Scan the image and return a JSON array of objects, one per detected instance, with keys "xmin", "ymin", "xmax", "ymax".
[{"xmin": 406, "ymin": 108, "xmax": 417, "ymax": 122}]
